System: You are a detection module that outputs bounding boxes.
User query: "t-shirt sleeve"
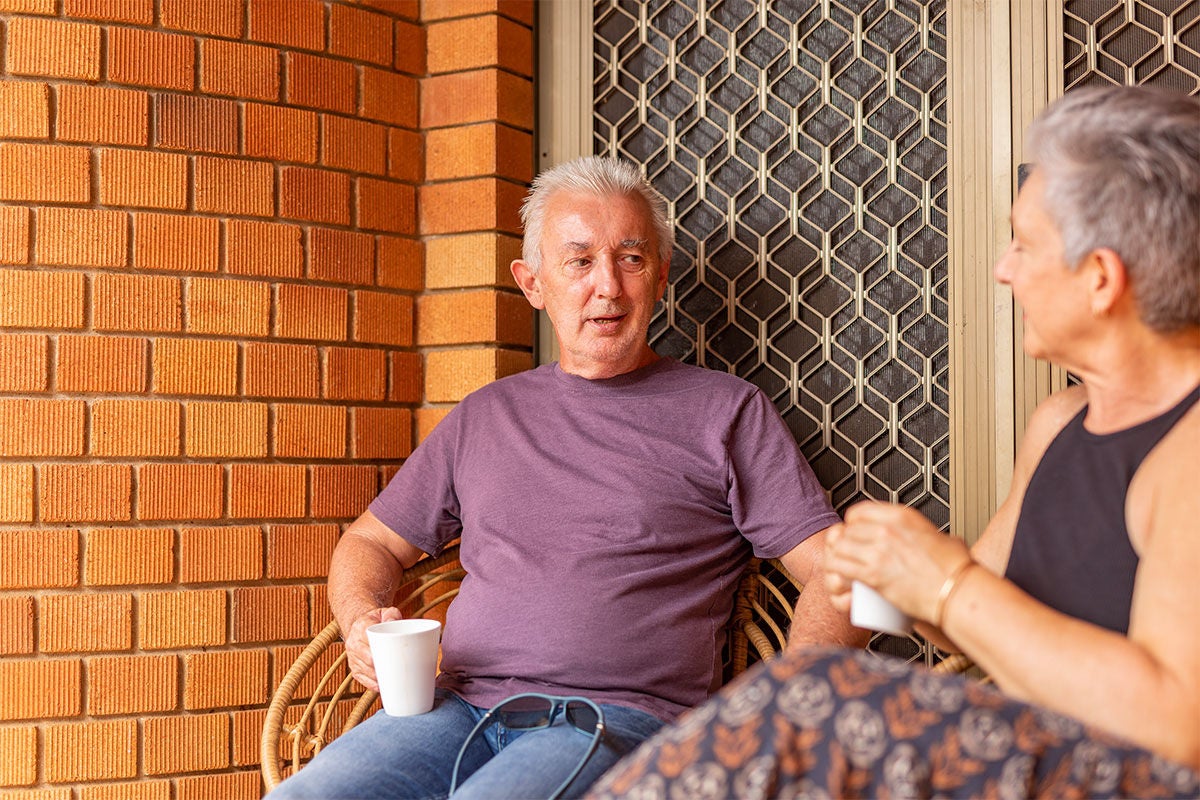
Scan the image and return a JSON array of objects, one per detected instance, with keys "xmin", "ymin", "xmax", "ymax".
[
  {"xmin": 367, "ymin": 401, "xmax": 465, "ymax": 556},
  {"xmin": 727, "ymin": 389, "xmax": 841, "ymax": 558}
]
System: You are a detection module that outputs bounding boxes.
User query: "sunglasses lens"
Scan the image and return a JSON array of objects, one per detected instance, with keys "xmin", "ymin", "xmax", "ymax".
[
  {"xmin": 564, "ymin": 701, "xmax": 600, "ymax": 732},
  {"xmin": 496, "ymin": 697, "xmax": 555, "ymax": 730}
]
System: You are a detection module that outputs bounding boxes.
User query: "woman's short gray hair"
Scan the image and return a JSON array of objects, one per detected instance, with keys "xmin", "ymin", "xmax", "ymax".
[
  {"xmin": 1026, "ymin": 85, "xmax": 1200, "ymax": 333},
  {"xmin": 519, "ymin": 156, "xmax": 675, "ymax": 273}
]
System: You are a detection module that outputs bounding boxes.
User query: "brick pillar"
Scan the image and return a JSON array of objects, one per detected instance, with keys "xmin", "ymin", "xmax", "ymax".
[{"xmin": 0, "ymin": 0, "xmax": 538, "ymax": 795}]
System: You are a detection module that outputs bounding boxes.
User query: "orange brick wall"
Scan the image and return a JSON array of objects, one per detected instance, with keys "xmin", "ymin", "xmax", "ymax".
[{"xmin": 0, "ymin": 0, "xmax": 534, "ymax": 795}]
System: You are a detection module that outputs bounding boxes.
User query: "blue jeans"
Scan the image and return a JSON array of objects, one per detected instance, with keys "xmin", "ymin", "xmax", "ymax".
[{"xmin": 267, "ymin": 689, "xmax": 665, "ymax": 800}]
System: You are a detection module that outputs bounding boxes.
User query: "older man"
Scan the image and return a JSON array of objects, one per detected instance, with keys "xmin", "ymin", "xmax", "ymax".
[{"xmin": 269, "ymin": 156, "xmax": 863, "ymax": 799}]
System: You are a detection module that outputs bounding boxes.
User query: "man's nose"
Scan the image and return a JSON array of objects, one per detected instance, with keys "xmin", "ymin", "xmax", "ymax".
[{"xmin": 593, "ymin": 256, "xmax": 622, "ymax": 297}]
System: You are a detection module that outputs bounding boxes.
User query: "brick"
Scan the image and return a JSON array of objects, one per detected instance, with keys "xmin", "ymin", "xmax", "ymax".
[
  {"xmin": 143, "ymin": 713, "xmax": 229, "ymax": 775},
  {"xmin": 360, "ymin": 67, "xmax": 418, "ymax": 128},
  {"xmin": 286, "ymin": 52, "xmax": 355, "ymax": 114},
  {"xmin": 0, "ymin": 595, "xmax": 35, "ymax": 655},
  {"xmin": 418, "ymin": 289, "xmax": 531, "ymax": 346},
  {"xmin": 310, "ymin": 582, "xmax": 333, "ymax": 630},
  {"xmin": 428, "ymin": 14, "xmax": 532, "ymax": 76},
  {"xmin": 330, "ymin": 3, "xmax": 393, "ymax": 65},
  {"xmin": 87, "ymin": 654, "xmax": 177, "ymax": 716},
  {"xmin": 352, "ymin": 406, "xmax": 412, "ymax": 459},
  {"xmin": 176, "ymin": 771, "xmax": 260, "ymax": 800},
  {"xmin": 4, "ymin": 17, "xmax": 101, "ymax": 80},
  {"xmin": 274, "ymin": 403, "xmax": 347, "ymax": 459},
  {"xmin": 426, "ymin": 123, "xmax": 533, "ymax": 183},
  {"xmin": 0, "ymin": 80, "xmax": 50, "ymax": 139},
  {"xmin": 267, "ymin": 523, "xmax": 338, "ymax": 579},
  {"xmin": 85, "ymin": 527, "xmax": 173, "ymax": 586},
  {"xmin": 0, "ymin": 142, "xmax": 90, "ymax": 203},
  {"xmin": 0, "ymin": 464, "xmax": 35, "ymax": 522},
  {"xmin": 244, "ymin": 102, "xmax": 318, "ymax": 164},
  {"xmin": 155, "ymin": 93, "xmax": 239, "ymax": 155},
  {"xmin": 139, "ymin": 588, "xmax": 226, "ymax": 650},
  {"xmin": 180, "ymin": 525, "xmax": 262, "ymax": 584},
  {"xmin": 138, "ymin": 463, "xmax": 224, "ymax": 521},
  {"xmin": 359, "ymin": 178, "xmax": 416, "ymax": 233},
  {"xmin": 44, "ymin": 718, "xmax": 138, "ymax": 782},
  {"xmin": 426, "ymin": 231, "xmax": 520, "ymax": 290},
  {"xmin": 310, "ymin": 228, "xmax": 374, "ymax": 286},
  {"xmin": 231, "ymin": 708, "xmax": 267, "ymax": 767},
  {"xmin": 57, "ymin": 335, "xmax": 147, "ymax": 393},
  {"xmin": 80, "ymin": 781, "xmax": 171, "ymax": 800},
  {"xmin": 227, "ymin": 219, "xmax": 303, "ymax": 278},
  {"xmin": 388, "ymin": 127, "xmax": 423, "ymax": 182},
  {"xmin": 152, "ymin": 338, "xmax": 238, "ymax": 396},
  {"xmin": 272, "ymin": 640, "xmax": 345, "ymax": 700},
  {"xmin": 64, "ymin": 0, "xmax": 153, "ymax": 24},
  {"xmin": 99, "ymin": 148, "xmax": 188, "ymax": 209},
  {"xmin": 56, "ymin": 84, "xmax": 146, "ymax": 146},
  {"xmin": 0, "ymin": 658, "xmax": 81, "ymax": 720},
  {"xmin": 234, "ymin": 584, "xmax": 308, "ymax": 642},
  {"xmin": 230, "ymin": 464, "xmax": 305, "ymax": 519},
  {"xmin": 369, "ymin": 0, "xmax": 419, "ymax": 17},
  {"xmin": 417, "ymin": 407, "xmax": 450, "ymax": 443},
  {"xmin": 389, "ymin": 350, "xmax": 423, "ymax": 403},
  {"xmin": 42, "ymin": 464, "xmax": 132, "ymax": 523},
  {"xmin": 326, "ymin": 346, "xmax": 386, "ymax": 401},
  {"xmin": 109, "ymin": 27, "xmax": 195, "ymax": 91},
  {"xmin": 422, "ymin": 0, "xmax": 533, "ymax": 24},
  {"xmin": 394, "ymin": 18, "xmax": 426, "ymax": 75},
  {"xmin": 185, "ymin": 649, "xmax": 268, "ymax": 709},
  {"xmin": 0, "ymin": 206, "xmax": 32, "ymax": 264},
  {"xmin": 40, "ymin": 592, "xmax": 132, "ymax": 653},
  {"xmin": 426, "ymin": 347, "xmax": 531, "ymax": 402},
  {"xmin": 421, "ymin": 69, "xmax": 533, "ymax": 130},
  {"xmin": 184, "ymin": 400, "xmax": 268, "ymax": 458},
  {"xmin": 353, "ymin": 290, "xmax": 413, "ymax": 346},
  {"xmin": 276, "ymin": 284, "xmax": 348, "ymax": 341},
  {"xmin": 202, "ymin": 39, "xmax": 280, "ymax": 102},
  {"xmin": 38, "ymin": 206, "xmax": 127, "ymax": 268},
  {"xmin": 162, "ymin": 0, "xmax": 244, "ymax": 37},
  {"xmin": 0, "ymin": 725, "xmax": 36, "ymax": 784},
  {"xmin": 91, "ymin": 399, "xmax": 180, "ymax": 458},
  {"xmin": 279, "ymin": 166, "xmax": 351, "ymax": 226},
  {"xmin": 248, "ymin": 0, "xmax": 325, "ymax": 50},
  {"xmin": 377, "ymin": 234, "xmax": 424, "ymax": 290},
  {"xmin": 419, "ymin": 177, "xmax": 525, "ymax": 236},
  {"xmin": 323, "ymin": 115, "xmax": 388, "ymax": 175},
  {"xmin": 94, "ymin": 273, "xmax": 183, "ymax": 332},
  {"xmin": 311, "ymin": 465, "xmax": 377, "ymax": 519},
  {"xmin": 195, "ymin": 156, "xmax": 274, "ymax": 217},
  {"xmin": 0, "ymin": 786, "xmax": 72, "ymax": 799},
  {"xmin": 0, "ymin": 399, "xmax": 84, "ymax": 457},
  {"xmin": 0, "ymin": 0, "xmax": 55, "ymax": 11},
  {"xmin": 0, "ymin": 528, "xmax": 78, "ymax": 589},
  {"xmin": 244, "ymin": 342, "xmax": 320, "ymax": 398},
  {"xmin": 0, "ymin": 333, "xmax": 48, "ymax": 393},
  {"xmin": 0, "ymin": 270, "xmax": 85, "ymax": 329},
  {"xmin": 133, "ymin": 213, "xmax": 221, "ymax": 273},
  {"xmin": 186, "ymin": 277, "xmax": 271, "ymax": 337}
]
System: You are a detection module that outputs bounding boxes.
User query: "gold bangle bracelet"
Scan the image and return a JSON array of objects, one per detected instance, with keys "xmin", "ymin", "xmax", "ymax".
[{"xmin": 934, "ymin": 559, "xmax": 976, "ymax": 630}]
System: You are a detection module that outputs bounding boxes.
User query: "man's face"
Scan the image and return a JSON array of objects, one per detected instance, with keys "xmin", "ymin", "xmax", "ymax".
[
  {"xmin": 512, "ymin": 190, "xmax": 670, "ymax": 379},
  {"xmin": 994, "ymin": 169, "xmax": 1093, "ymax": 362}
]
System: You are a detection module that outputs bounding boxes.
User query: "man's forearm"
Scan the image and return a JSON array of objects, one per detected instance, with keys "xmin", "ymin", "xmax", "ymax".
[
  {"xmin": 328, "ymin": 530, "xmax": 407, "ymax": 632},
  {"xmin": 787, "ymin": 570, "xmax": 870, "ymax": 649}
]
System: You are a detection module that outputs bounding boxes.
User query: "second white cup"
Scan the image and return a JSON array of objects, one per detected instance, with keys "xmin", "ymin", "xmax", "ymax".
[
  {"xmin": 850, "ymin": 581, "xmax": 913, "ymax": 637},
  {"xmin": 366, "ymin": 618, "xmax": 442, "ymax": 716}
]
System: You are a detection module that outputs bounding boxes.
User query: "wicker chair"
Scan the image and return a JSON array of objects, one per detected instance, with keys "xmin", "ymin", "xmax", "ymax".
[{"xmin": 260, "ymin": 548, "xmax": 970, "ymax": 792}]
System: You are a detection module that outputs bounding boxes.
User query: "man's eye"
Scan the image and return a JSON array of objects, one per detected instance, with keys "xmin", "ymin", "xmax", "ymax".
[
  {"xmin": 567, "ymin": 258, "xmax": 590, "ymax": 269},
  {"xmin": 621, "ymin": 255, "xmax": 644, "ymax": 266}
]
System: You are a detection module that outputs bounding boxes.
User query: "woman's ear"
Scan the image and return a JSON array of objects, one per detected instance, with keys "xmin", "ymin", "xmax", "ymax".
[
  {"xmin": 511, "ymin": 259, "xmax": 545, "ymax": 310},
  {"xmin": 1085, "ymin": 248, "xmax": 1128, "ymax": 318}
]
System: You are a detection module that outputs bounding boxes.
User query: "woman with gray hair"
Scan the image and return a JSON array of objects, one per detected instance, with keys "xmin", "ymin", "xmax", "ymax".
[{"xmin": 588, "ymin": 85, "xmax": 1199, "ymax": 799}]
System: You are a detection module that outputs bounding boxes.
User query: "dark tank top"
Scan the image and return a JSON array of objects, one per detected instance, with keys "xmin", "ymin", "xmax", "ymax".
[{"xmin": 1005, "ymin": 385, "xmax": 1199, "ymax": 634}]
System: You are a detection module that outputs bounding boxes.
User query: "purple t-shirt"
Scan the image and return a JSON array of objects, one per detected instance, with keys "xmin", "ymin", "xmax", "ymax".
[{"xmin": 368, "ymin": 357, "xmax": 839, "ymax": 721}]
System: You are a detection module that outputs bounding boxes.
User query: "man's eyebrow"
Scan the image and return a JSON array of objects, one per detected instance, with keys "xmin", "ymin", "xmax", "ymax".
[
  {"xmin": 561, "ymin": 240, "xmax": 591, "ymax": 252},
  {"xmin": 620, "ymin": 238, "xmax": 649, "ymax": 249}
]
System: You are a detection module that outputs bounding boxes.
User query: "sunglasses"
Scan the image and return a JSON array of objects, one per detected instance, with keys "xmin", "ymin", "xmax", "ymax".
[{"xmin": 450, "ymin": 693, "xmax": 606, "ymax": 799}]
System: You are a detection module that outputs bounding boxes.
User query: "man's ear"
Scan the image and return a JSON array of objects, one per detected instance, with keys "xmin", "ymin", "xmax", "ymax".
[
  {"xmin": 655, "ymin": 254, "xmax": 670, "ymax": 300},
  {"xmin": 511, "ymin": 259, "xmax": 545, "ymax": 310},
  {"xmin": 1086, "ymin": 247, "xmax": 1128, "ymax": 317}
]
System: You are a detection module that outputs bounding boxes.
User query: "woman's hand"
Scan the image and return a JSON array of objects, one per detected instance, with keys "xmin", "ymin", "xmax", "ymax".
[
  {"xmin": 343, "ymin": 606, "xmax": 403, "ymax": 691},
  {"xmin": 823, "ymin": 501, "xmax": 972, "ymax": 625}
]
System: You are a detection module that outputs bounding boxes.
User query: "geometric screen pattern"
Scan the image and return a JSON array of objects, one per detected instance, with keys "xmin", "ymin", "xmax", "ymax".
[
  {"xmin": 1064, "ymin": 1, "xmax": 1200, "ymax": 94},
  {"xmin": 594, "ymin": 0, "xmax": 950, "ymax": 528}
]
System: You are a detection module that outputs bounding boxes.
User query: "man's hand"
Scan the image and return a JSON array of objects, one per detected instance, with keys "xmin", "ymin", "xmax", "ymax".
[{"xmin": 344, "ymin": 606, "xmax": 404, "ymax": 691}]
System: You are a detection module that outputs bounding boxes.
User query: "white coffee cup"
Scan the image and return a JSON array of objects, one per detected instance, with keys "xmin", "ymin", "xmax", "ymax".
[
  {"xmin": 850, "ymin": 581, "xmax": 913, "ymax": 637},
  {"xmin": 366, "ymin": 618, "xmax": 442, "ymax": 716}
]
